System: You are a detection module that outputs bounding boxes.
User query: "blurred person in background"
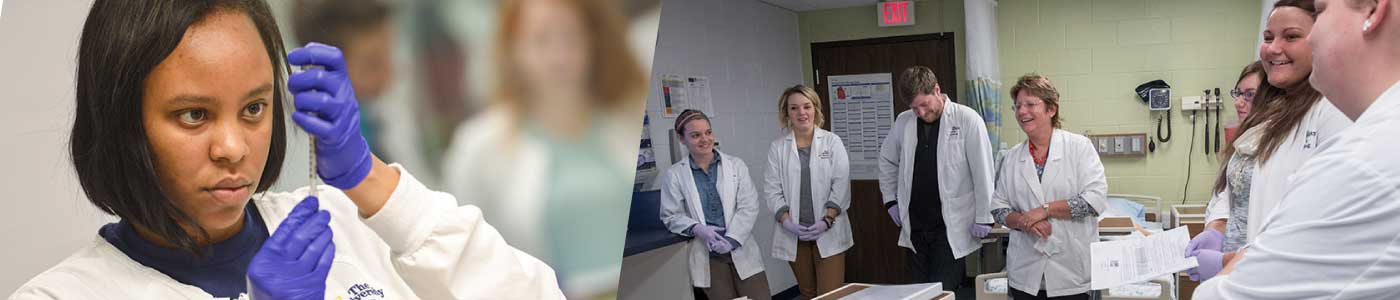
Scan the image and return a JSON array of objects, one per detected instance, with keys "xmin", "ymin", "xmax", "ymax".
[
  {"xmin": 442, "ymin": 0, "xmax": 648, "ymax": 298},
  {"xmin": 292, "ymin": 0, "xmax": 437, "ymax": 186}
]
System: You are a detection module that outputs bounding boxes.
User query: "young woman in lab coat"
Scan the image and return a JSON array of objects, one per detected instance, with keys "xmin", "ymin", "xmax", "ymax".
[
  {"xmin": 1194, "ymin": 0, "xmax": 1400, "ymax": 297},
  {"xmin": 11, "ymin": 1, "xmax": 561, "ymax": 299},
  {"xmin": 763, "ymin": 85, "xmax": 852, "ymax": 298},
  {"xmin": 1183, "ymin": 0, "xmax": 1352, "ymax": 282},
  {"xmin": 660, "ymin": 109, "xmax": 771, "ymax": 300},
  {"xmin": 1190, "ymin": 61, "xmax": 1267, "ymax": 281},
  {"xmin": 877, "ymin": 66, "xmax": 997, "ymax": 292},
  {"xmin": 441, "ymin": 0, "xmax": 646, "ymax": 296},
  {"xmin": 990, "ymin": 74, "xmax": 1107, "ymax": 300}
]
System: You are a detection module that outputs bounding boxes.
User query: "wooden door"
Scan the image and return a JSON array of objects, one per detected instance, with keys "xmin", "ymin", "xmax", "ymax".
[{"xmin": 810, "ymin": 33, "xmax": 959, "ymax": 284}]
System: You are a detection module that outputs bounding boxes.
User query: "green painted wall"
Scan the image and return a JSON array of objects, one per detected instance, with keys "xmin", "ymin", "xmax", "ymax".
[{"xmin": 800, "ymin": 0, "xmax": 1262, "ymax": 205}]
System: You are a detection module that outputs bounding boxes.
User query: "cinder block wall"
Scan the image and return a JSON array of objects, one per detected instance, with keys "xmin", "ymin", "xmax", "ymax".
[{"xmin": 997, "ymin": 0, "xmax": 1260, "ymax": 205}]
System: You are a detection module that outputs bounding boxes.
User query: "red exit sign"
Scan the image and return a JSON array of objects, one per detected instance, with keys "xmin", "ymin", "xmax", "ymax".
[{"xmin": 878, "ymin": 1, "xmax": 915, "ymax": 27}]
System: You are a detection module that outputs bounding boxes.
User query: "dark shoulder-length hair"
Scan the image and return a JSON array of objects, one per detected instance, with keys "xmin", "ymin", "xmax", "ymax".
[{"xmin": 72, "ymin": 0, "xmax": 289, "ymax": 255}]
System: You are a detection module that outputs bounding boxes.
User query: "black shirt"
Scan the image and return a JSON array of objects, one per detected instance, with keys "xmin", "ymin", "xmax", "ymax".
[{"xmin": 910, "ymin": 117, "xmax": 945, "ymax": 232}]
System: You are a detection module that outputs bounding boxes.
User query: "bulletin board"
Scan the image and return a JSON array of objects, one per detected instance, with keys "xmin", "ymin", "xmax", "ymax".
[
  {"xmin": 827, "ymin": 73, "xmax": 895, "ymax": 180},
  {"xmin": 659, "ymin": 74, "xmax": 714, "ymax": 118}
]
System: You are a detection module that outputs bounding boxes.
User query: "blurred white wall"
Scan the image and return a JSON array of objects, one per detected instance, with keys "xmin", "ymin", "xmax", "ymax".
[{"xmin": 0, "ymin": 0, "xmax": 116, "ymax": 294}]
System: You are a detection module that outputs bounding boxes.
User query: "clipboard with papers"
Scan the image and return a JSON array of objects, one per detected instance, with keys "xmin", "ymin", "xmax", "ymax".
[{"xmin": 1090, "ymin": 226, "xmax": 1200, "ymax": 290}]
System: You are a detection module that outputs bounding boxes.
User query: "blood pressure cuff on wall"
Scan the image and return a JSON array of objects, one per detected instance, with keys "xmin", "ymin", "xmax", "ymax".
[{"xmin": 1135, "ymin": 80, "xmax": 1171, "ymax": 102}]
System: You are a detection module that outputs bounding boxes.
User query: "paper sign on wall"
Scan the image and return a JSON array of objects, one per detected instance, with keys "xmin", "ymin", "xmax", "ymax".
[
  {"xmin": 660, "ymin": 74, "xmax": 714, "ymax": 118},
  {"xmin": 827, "ymin": 73, "xmax": 895, "ymax": 180}
]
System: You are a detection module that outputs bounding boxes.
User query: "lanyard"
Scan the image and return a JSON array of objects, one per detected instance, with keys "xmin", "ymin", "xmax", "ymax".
[{"xmin": 1029, "ymin": 141, "xmax": 1047, "ymax": 180}]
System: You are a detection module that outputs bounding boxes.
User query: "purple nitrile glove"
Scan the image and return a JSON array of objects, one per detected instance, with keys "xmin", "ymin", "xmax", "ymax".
[
  {"xmin": 691, "ymin": 224, "xmax": 724, "ymax": 245},
  {"xmin": 888, "ymin": 206, "xmax": 901, "ymax": 227},
  {"xmin": 970, "ymin": 223, "xmax": 993, "ymax": 239},
  {"xmin": 1187, "ymin": 249, "xmax": 1225, "ymax": 281},
  {"xmin": 248, "ymin": 197, "xmax": 336, "ymax": 300},
  {"xmin": 1185, "ymin": 227, "xmax": 1226, "ymax": 257},
  {"xmin": 799, "ymin": 220, "xmax": 830, "ymax": 241},
  {"xmin": 709, "ymin": 237, "xmax": 735, "ymax": 254},
  {"xmin": 287, "ymin": 42, "xmax": 373, "ymax": 190},
  {"xmin": 781, "ymin": 218, "xmax": 804, "ymax": 236}
]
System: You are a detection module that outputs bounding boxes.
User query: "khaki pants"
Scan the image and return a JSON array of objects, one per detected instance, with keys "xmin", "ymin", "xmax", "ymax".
[
  {"xmin": 788, "ymin": 240, "xmax": 846, "ymax": 299},
  {"xmin": 703, "ymin": 255, "xmax": 771, "ymax": 300}
]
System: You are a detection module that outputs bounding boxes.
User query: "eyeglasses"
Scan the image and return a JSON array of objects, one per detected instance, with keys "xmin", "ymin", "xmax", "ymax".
[
  {"xmin": 1230, "ymin": 88, "xmax": 1256, "ymax": 102},
  {"xmin": 1012, "ymin": 101, "xmax": 1044, "ymax": 111}
]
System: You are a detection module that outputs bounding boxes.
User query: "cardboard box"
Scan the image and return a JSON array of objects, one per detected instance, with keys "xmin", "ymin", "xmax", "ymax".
[
  {"xmin": 1178, "ymin": 272, "xmax": 1200, "ymax": 300},
  {"xmin": 1099, "ymin": 216, "xmax": 1135, "ymax": 228},
  {"xmin": 814, "ymin": 283, "xmax": 954, "ymax": 300},
  {"xmin": 1172, "ymin": 205, "xmax": 1208, "ymax": 237}
]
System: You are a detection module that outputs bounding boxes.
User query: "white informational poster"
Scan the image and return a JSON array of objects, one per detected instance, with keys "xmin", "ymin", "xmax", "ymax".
[
  {"xmin": 660, "ymin": 74, "xmax": 714, "ymax": 118},
  {"xmin": 827, "ymin": 73, "xmax": 895, "ymax": 180},
  {"xmin": 1090, "ymin": 227, "xmax": 1200, "ymax": 290}
]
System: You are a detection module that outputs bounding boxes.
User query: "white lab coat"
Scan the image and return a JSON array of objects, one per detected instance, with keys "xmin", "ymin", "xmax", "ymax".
[
  {"xmin": 877, "ymin": 96, "xmax": 996, "ymax": 259},
  {"xmin": 1202, "ymin": 99, "xmax": 1350, "ymax": 240},
  {"xmin": 10, "ymin": 165, "xmax": 563, "ymax": 300},
  {"xmin": 1193, "ymin": 81, "xmax": 1400, "ymax": 299},
  {"xmin": 764, "ymin": 129, "xmax": 853, "ymax": 261},
  {"xmin": 990, "ymin": 129, "xmax": 1108, "ymax": 297},
  {"xmin": 659, "ymin": 151, "xmax": 764, "ymax": 288},
  {"xmin": 442, "ymin": 107, "xmax": 636, "ymax": 293}
]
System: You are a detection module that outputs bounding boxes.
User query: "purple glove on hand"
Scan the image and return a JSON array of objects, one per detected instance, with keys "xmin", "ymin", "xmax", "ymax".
[
  {"xmin": 708, "ymin": 237, "xmax": 735, "ymax": 254},
  {"xmin": 887, "ymin": 205, "xmax": 901, "ymax": 227},
  {"xmin": 799, "ymin": 220, "xmax": 830, "ymax": 241},
  {"xmin": 691, "ymin": 224, "xmax": 724, "ymax": 245},
  {"xmin": 1187, "ymin": 249, "xmax": 1225, "ymax": 281},
  {"xmin": 288, "ymin": 43, "xmax": 374, "ymax": 190},
  {"xmin": 1185, "ymin": 227, "xmax": 1226, "ymax": 256},
  {"xmin": 970, "ymin": 223, "xmax": 993, "ymax": 239},
  {"xmin": 248, "ymin": 197, "xmax": 336, "ymax": 300},
  {"xmin": 781, "ymin": 218, "xmax": 804, "ymax": 236}
]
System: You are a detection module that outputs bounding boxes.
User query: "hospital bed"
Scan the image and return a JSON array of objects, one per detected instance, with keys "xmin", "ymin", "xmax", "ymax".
[
  {"xmin": 974, "ymin": 194, "xmax": 1177, "ymax": 300},
  {"xmin": 974, "ymin": 272, "xmax": 1172, "ymax": 300},
  {"xmin": 985, "ymin": 194, "xmax": 1166, "ymax": 238}
]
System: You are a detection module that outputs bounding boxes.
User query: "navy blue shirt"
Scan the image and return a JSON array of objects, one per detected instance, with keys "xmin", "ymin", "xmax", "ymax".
[
  {"xmin": 690, "ymin": 151, "xmax": 727, "ymax": 229},
  {"xmin": 688, "ymin": 151, "xmax": 743, "ymax": 250},
  {"xmin": 99, "ymin": 204, "xmax": 269, "ymax": 298}
]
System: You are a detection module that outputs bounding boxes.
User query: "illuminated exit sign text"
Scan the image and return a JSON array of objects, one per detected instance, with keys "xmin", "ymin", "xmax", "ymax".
[{"xmin": 878, "ymin": 1, "xmax": 915, "ymax": 27}]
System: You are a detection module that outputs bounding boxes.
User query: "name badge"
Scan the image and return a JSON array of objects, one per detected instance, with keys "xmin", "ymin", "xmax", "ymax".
[
  {"xmin": 1303, "ymin": 130, "xmax": 1319, "ymax": 149},
  {"xmin": 949, "ymin": 126, "xmax": 961, "ymax": 137}
]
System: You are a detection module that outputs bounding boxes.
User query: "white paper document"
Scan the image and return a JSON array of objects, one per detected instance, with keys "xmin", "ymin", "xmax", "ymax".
[
  {"xmin": 827, "ymin": 73, "xmax": 894, "ymax": 180},
  {"xmin": 840, "ymin": 282, "xmax": 942, "ymax": 300},
  {"xmin": 1090, "ymin": 226, "xmax": 1199, "ymax": 290}
]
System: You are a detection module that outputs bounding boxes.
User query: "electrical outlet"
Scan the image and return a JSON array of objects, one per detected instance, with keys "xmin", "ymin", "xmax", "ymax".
[{"xmin": 1181, "ymin": 96, "xmax": 1204, "ymax": 111}]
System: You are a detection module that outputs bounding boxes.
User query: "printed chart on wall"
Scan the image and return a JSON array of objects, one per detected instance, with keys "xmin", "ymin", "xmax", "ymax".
[
  {"xmin": 828, "ymin": 73, "xmax": 895, "ymax": 180},
  {"xmin": 660, "ymin": 74, "xmax": 714, "ymax": 118}
]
